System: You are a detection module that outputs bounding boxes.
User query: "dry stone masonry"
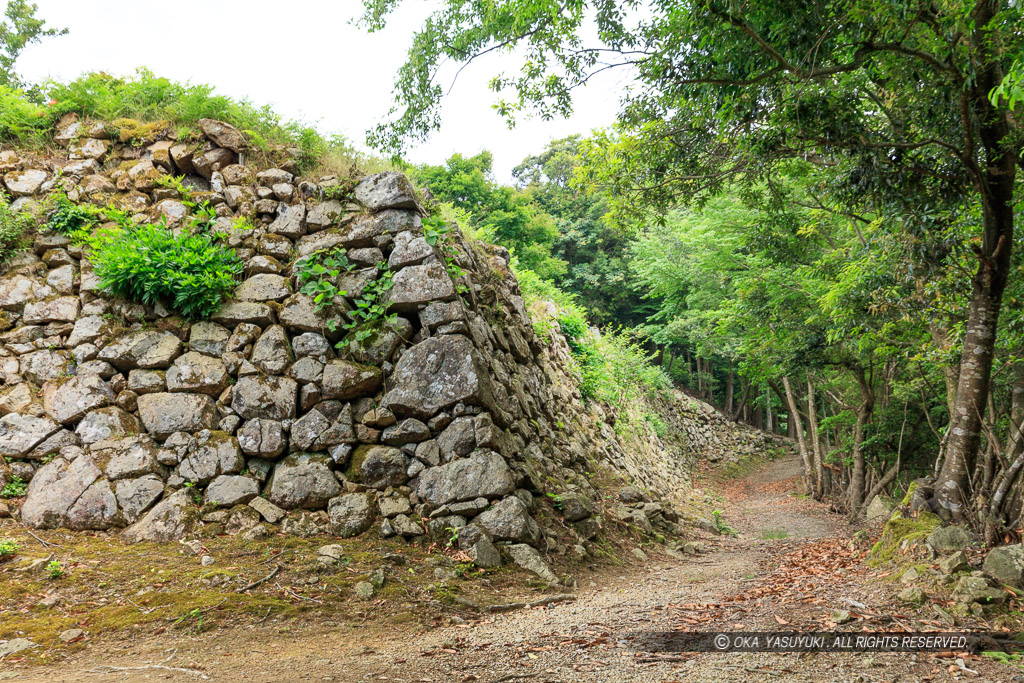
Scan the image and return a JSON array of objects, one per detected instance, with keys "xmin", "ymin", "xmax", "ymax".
[{"xmin": 0, "ymin": 114, "xmax": 783, "ymax": 572}]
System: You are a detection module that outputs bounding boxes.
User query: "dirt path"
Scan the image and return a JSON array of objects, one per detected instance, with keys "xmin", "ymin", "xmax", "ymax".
[{"xmin": 10, "ymin": 454, "xmax": 1018, "ymax": 682}]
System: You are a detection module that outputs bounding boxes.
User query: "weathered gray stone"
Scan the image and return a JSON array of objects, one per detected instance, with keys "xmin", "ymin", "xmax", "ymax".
[
  {"xmin": 249, "ymin": 496, "xmax": 286, "ymax": 523},
  {"xmin": 205, "ymin": 475, "xmax": 259, "ymax": 506},
  {"xmin": 866, "ymin": 494, "xmax": 896, "ymax": 524},
  {"xmin": 388, "ymin": 231, "xmax": 434, "ymax": 269},
  {"xmin": 127, "ymin": 369, "xmax": 165, "ymax": 395},
  {"xmin": 42, "ymin": 373, "xmax": 114, "ymax": 424},
  {"xmin": 0, "ymin": 275, "xmax": 52, "ymax": 311},
  {"xmin": 136, "ymin": 392, "xmax": 218, "ymax": 440},
  {"xmin": 4, "ymin": 168, "xmax": 47, "ymax": 195},
  {"xmin": 328, "ymin": 492, "xmax": 376, "ymax": 537},
  {"xmin": 927, "ymin": 525, "xmax": 979, "ymax": 554},
  {"xmin": 559, "ymin": 492, "xmax": 593, "ymax": 522},
  {"xmin": 75, "ymin": 407, "xmax": 141, "ymax": 444},
  {"xmin": 100, "ymin": 436, "xmax": 164, "ymax": 480},
  {"xmin": 321, "ymin": 360, "xmax": 382, "ymax": 400},
  {"xmin": 354, "ymin": 172, "xmax": 419, "ymax": 211},
  {"xmin": 437, "ymin": 417, "xmax": 476, "ymax": 460},
  {"xmin": 232, "ymin": 376, "xmax": 298, "ymax": 420},
  {"xmin": 0, "ymin": 383, "xmax": 32, "ymax": 416},
  {"xmin": 251, "ymin": 325, "xmax": 293, "ymax": 375},
  {"xmin": 306, "ymin": 200, "xmax": 344, "ymax": 231},
  {"xmin": 21, "ymin": 454, "xmax": 102, "ymax": 528},
  {"xmin": 381, "ymin": 418, "xmax": 430, "ymax": 445},
  {"xmin": 357, "ymin": 445, "xmax": 408, "ymax": 489},
  {"xmin": 384, "ymin": 335, "xmax": 500, "ymax": 421},
  {"xmin": 388, "ymin": 263, "xmax": 456, "ymax": 312},
  {"xmin": 416, "ymin": 450, "xmax": 515, "ymax": 505},
  {"xmin": 266, "ymin": 453, "xmax": 341, "ymax": 510},
  {"xmin": 235, "ymin": 274, "xmax": 290, "ymax": 302},
  {"xmin": 23, "ymin": 296, "xmax": 80, "ymax": 324},
  {"xmin": 954, "ymin": 576, "xmax": 1006, "ymax": 604},
  {"xmin": 506, "ymin": 544, "xmax": 560, "ymax": 584},
  {"xmin": 467, "ymin": 533, "xmax": 501, "ymax": 568},
  {"xmin": 178, "ymin": 432, "xmax": 244, "ymax": 485},
  {"xmin": 268, "ymin": 203, "xmax": 306, "ymax": 238},
  {"xmin": 20, "ymin": 349, "xmax": 73, "ymax": 383},
  {"xmin": 114, "ymin": 474, "xmax": 165, "ymax": 523},
  {"xmin": 99, "ymin": 330, "xmax": 183, "ymax": 371},
  {"xmin": 188, "ymin": 321, "xmax": 231, "ymax": 357},
  {"xmin": 237, "ymin": 418, "xmax": 287, "ymax": 459},
  {"xmin": 983, "ymin": 544, "xmax": 1024, "ymax": 588},
  {"xmin": 0, "ymin": 413, "xmax": 61, "ymax": 457},
  {"xmin": 123, "ymin": 489, "xmax": 199, "ymax": 543},
  {"xmin": 290, "ymin": 409, "xmax": 330, "ymax": 451},
  {"xmin": 211, "ymin": 301, "xmax": 276, "ymax": 327},
  {"xmin": 165, "ymin": 352, "xmax": 230, "ymax": 395},
  {"xmin": 198, "ymin": 118, "xmax": 247, "ymax": 152},
  {"xmin": 939, "ymin": 550, "xmax": 970, "ymax": 575},
  {"xmin": 473, "ymin": 496, "xmax": 541, "ymax": 545}
]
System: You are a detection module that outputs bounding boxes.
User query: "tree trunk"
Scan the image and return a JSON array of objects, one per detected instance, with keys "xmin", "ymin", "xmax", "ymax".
[
  {"xmin": 933, "ymin": 4, "xmax": 1016, "ymax": 524},
  {"xmin": 725, "ymin": 368, "xmax": 734, "ymax": 415},
  {"xmin": 783, "ymin": 376, "xmax": 812, "ymax": 495},
  {"xmin": 848, "ymin": 364, "xmax": 875, "ymax": 513},
  {"xmin": 807, "ymin": 378, "xmax": 824, "ymax": 500},
  {"xmin": 988, "ymin": 365, "xmax": 1024, "ymax": 534}
]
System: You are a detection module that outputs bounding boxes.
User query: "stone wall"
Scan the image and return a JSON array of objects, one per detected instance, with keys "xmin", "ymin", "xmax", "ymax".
[{"xmin": 0, "ymin": 115, "xmax": 784, "ymax": 571}]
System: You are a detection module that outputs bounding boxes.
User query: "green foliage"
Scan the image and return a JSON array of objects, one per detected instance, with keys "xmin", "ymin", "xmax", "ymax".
[
  {"xmin": 295, "ymin": 247, "xmax": 353, "ymax": 310},
  {"xmin": 0, "ymin": 538, "xmax": 17, "ymax": 557},
  {"xmin": 0, "ymin": 189, "xmax": 32, "ymax": 265},
  {"xmin": 335, "ymin": 263, "xmax": 397, "ymax": 351},
  {"xmin": 45, "ymin": 559, "xmax": 63, "ymax": 579},
  {"xmin": 410, "ymin": 152, "xmax": 567, "ymax": 280},
  {"xmin": 0, "ymin": 69, "xmax": 377, "ymax": 174},
  {"xmin": 712, "ymin": 510, "xmax": 736, "ymax": 537},
  {"xmin": 644, "ymin": 412, "xmax": 668, "ymax": 438},
  {"xmin": 83, "ymin": 220, "xmax": 242, "ymax": 320},
  {"xmin": 991, "ymin": 60, "xmax": 1024, "ymax": 110},
  {"xmin": 1, "ymin": 475, "xmax": 25, "ymax": 497},
  {"xmin": 154, "ymin": 175, "xmax": 219, "ymax": 234},
  {"xmin": 422, "ymin": 213, "xmax": 468, "ymax": 294},
  {"xmin": 45, "ymin": 193, "xmax": 101, "ymax": 235},
  {"xmin": 0, "ymin": 0, "xmax": 67, "ymax": 91}
]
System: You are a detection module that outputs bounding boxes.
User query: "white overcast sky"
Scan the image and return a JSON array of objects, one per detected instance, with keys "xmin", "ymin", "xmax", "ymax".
[{"xmin": 17, "ymin": 0, "xmax": 628, "ymax": 183}]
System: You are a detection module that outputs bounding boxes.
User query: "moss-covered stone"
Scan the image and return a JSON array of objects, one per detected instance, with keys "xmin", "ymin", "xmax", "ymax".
[{"xmin": 867, "ymin": 508, "xmax": 942, "ymax": 567}]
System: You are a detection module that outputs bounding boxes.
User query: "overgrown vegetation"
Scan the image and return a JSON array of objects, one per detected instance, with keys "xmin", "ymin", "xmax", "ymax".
[
  {"xmin": 82, "ymin": 219, "xmax": 242, "ymax": 320},
  {"xmin": 0, "ymin": 68, "xmax": 388, "ymax": 175},
  {"xmin": 1, "ymin": 474, "xmax": 26, "ymax": 497},
  {"xmin": 0, "ymin": 190, "xmax": 32, "ymax": 265}
]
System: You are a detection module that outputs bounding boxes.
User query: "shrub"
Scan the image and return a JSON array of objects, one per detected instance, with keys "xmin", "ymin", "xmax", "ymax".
[
  {"xmin": 84, "ymin": 221, "xmax": 242, "ymax": 319},
  {"xmin": 0, "ymin": 539, "xmax": 18, "ymax": 558},
  {"xmin": 1, "ymin": 475, "xmax": 26, "ymax": 498},
  {"xmin": 0, "ymin": 191, "xmax": 34, "ymax": 266},
  {"xmin": 46, "ymin": 193, "xmax": 101, "ymax": 235}
]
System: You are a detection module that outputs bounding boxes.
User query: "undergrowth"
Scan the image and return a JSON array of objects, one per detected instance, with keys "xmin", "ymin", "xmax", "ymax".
[
  {"xmin": 516, "ymin": 259, "xmax": 669, "ymax": 410},
  {"xmin": 0, "ymin": 191, "xmax": 33, "ymax": 265},
  {"xmin": 1, "ymin": 69, "xmax": 394, "ymax": 175},
  {"xmin": 81, "ymin": 219, "xmax": 242, "ymax": 320}
]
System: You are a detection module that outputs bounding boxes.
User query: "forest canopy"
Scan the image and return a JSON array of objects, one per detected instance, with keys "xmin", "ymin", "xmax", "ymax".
[{"xmin": 366, "ymin": 0, "xmax": 1024, "ymax": 537}]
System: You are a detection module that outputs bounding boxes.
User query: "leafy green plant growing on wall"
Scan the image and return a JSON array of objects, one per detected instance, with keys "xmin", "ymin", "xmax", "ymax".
[
  {"xmin": 335, "ymin": 263, "xmax": 397, "ymax": 351},
  {"xmin": 82, "ymin": 219, "xmax": 242, "ymax": 320},
  {"xmin": 155, "ymin": 175, "xmax": 218, "ymax": 234},
  {"xmin": 295, "ymin": 247, "xmax": 353, "ymax": 309},
  {"xmin": 0, "ymin": 190, "xmax": 32, "ymax": 265},
  {"xmin": 1, "ymin": 475, "xmax": 26, "ymax": 497},
  {"xmin": 45, "ymin": 193, "xmax": 101, "ymax": 235},
  {"xmin": 423, "ymin": 213, "xmax": 468, "ymax": 294}
]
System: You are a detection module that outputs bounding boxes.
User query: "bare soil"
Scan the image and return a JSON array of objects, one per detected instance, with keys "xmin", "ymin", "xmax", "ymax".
[{"xmin": 5, "ymin": 453, "xmax": 1022, "ymax": 682}]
